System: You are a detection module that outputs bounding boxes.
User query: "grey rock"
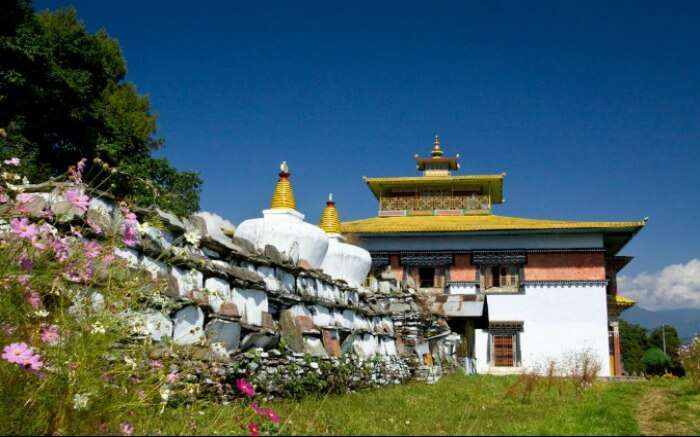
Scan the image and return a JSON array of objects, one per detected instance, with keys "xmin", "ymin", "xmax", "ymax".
[
  {"xmin": 205, "ymin": 319, "xmax": 241, "ymax": 352},
  {"xmin": 264, "ymin": 244, "xmax": 283, "ymax": 264},
  {"xmin": 173, "ymin": 306, "xmax": 205, "ymax": 345}
]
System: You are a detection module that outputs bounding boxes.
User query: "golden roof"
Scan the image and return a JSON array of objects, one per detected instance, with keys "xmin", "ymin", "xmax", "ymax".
[
  {"xmin": 270, "ymin": 161, "xmax": 297, "ymax": 210},
  {"xmin": 613, "ymin": 294, "xmax": 636, "ymax": 308},
  {"xmin": 341, "ymin": 214, "xmax": 646, "ymax": 234},
  {"xmin": 363, "ymin": 174, "xmax": 505, "ymax": 203},
  {"xmin": 319, "ymin": 193, "xmax": 341, "ymax": 234}
]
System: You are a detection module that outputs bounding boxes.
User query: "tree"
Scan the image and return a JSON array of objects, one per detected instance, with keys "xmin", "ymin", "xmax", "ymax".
[
  {"xmin": 0, "ymin": 1, "xmax": 201, "ymax": 216},
  {"xmin": 642, "ymin": 347, "xmax": 671, "ymax": 375},
  {"xmin": 649, "ymin": 324, "xmax": 684, "ymax": 376},
  {"xmin": 619, "ymin": 319, "xmax": 648, "ymax": 375}
]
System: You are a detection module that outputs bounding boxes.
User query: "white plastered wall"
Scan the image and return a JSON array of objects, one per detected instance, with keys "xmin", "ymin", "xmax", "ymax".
[{"xmin": 475, "ymin": 283, "xmax": 611, "ymax": 377}]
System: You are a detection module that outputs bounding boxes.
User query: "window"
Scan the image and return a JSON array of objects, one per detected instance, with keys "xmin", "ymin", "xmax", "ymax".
[
  {"xmin": 419, "ymin": 267, "xmax": 435, "ymax": 288},
  {"xmin": 493, "ymin": 335, "xmax": 516, "ymax": 367},
  {"xmin": 481, "ymin": 264, "xmax": 520, "ymax": 292},
  {"xmin": 488, "ymin": 321, "xmax": 523, "ymax": 367}
]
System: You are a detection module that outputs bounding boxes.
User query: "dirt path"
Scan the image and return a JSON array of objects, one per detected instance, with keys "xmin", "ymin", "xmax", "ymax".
[{"xmin": 636, "ymin": 383, "xmax": 700, "ymax": 436}]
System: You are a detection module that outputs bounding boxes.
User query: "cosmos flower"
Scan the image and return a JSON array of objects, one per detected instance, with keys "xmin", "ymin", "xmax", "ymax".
[
  {"xmin": 3, "ymin": 157, "xmax": 20, "ymax": 166},
  {"xmin": 39, "ymin": 324, "xmax": 60, "ymax": 345},
  {"xmin": 10, "ymin": 218, "xmax": 38, "ymax": 240},
  {"xmin": 235, "ymin": 378, "xmax": 255, "ymax": 398},
  {"xmin": 247, "ymin": 422, "xmax": 260, "ymax": 437},
  {"xmin": 120, "ymin": 422, "xmax": 134, "ymax": 436},
  {"xmin": 64, "ymin": 189, "xmax": 90, "ymax": 212}
]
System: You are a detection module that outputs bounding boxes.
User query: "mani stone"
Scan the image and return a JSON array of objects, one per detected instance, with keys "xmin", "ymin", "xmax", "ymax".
[
  {"xmin": 204, "ymin": 277, "xmax": 230, "ymax": 313},
  {"xmin": 129, "ymin": 310, "xmax": 173, "ymax": 342},
  {"xmin": 140, "ymin": 256, "xmax": 167, "ymax": 280},
  {"xmin": 264, "ymin": 244, "xmax": 284, "ymax": 264},
  {"xmin": 205, "ymin": 319, "xmax": 241, "ymax": 352},
  {"xmin": 113, "ymin": 247, "xmax": 140, "ymax": 268},
  {"xmin": 169, "ymin": 266, "xmax": 203, "ymax": 298},
  {"xmin": 279, "ymin": 310, "xmax": 304, "ymax": 353},
  {"xmin": 322, "ymin": 329, "xmax": 342, "ymax": 357},
  {"xmin": 303, "ymin": 336, "xmax": 328, "ymax": 358},
  {"xmin": 240, "ymin": 333, "xmax": 279, "ymax": 351},
  {"xmin": 173, "ymin": 306, "xmax": 205, "ymax": 345}
]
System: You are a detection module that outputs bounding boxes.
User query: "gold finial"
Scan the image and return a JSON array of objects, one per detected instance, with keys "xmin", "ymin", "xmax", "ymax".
[
  {"xmin": 319, "ymin": 193, "xmax": 341, "ymax": 234},
  {"xmin": 431, "ymin": 135, "xmax": 443, "ymax": 158},
  {"xmin": 270, "ymin": 161, "xmax": 297, "ymax": 210}
]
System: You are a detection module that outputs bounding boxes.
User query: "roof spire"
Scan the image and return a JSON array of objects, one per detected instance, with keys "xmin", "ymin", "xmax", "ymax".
[
  {"xmin": 319, "ymin": 193, "xmax": 341, "ymax": 234},
  {"xmin": 431, "ymin": 134, "xmax": 443, "ymax": 158},
  {"xmin": 270, "ymin": 161, "xmax": 297, "ymax": 210}
]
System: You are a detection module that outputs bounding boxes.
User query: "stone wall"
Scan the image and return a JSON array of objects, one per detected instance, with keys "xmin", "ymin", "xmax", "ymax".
[{"xmin": 17, "ymin": 188, "xmax": 452, "ymax": 395}]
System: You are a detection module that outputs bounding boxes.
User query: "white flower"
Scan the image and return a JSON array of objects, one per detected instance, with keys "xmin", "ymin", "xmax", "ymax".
[
  {"xmin": 124, "ymin": 356, "xmax": 137, "ymax": 369},
  {"xmin": 33, "ymin": 309, "xmax": 49, "ymax": 318},
  {"xmin": 138, "ymin": 221, "xmax": 153, "ymax": 236},
  {"xmin": 183, "ymin": 228, "xmax": 201, "ymax": 247},
  {"xmin": 72, "ymin": 393, "xmax": 91, "ymax": 411},
  {"xmin": 90, "ymin": 322, "xmax": 106, "ymax": 334},
  {"xmin": 309, "ymin": 362, "xmax": 319, "ymax": 369},
  {"xmin": 159, "ymin": 386, "xmax": 171, "ymax": 401},
  {"xmin": 22, "ymin": 176, "xmax": 29, "ymax": 185}
]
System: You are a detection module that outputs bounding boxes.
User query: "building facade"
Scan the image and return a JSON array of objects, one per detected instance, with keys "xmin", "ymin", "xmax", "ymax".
[{"xmin": 341, "ymin": 137, "xmax": 643, "ymax": 377}]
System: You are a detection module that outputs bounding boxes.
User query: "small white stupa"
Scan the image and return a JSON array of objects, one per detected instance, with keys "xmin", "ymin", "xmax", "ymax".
[
  {"xmin": 318, "ymin": 193, "xmax": 372, "ymax": 287},
  {"xmin": 235, "ymin": 162, "xmax": 329, "ymax": 268}
]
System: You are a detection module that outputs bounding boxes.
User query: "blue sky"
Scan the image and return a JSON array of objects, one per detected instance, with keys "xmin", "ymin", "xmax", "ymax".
[{"xmin": 36, "ymin": 1, "xmax": 700, "ymax": 278}]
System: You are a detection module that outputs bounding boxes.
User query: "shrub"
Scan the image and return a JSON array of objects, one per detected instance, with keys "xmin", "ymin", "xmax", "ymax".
[
  {"xmin": 642, "ymin": 348, "xmax": 670, "ymax": 375},
  {"xmin": 680, "ymin": 337, "xmax": 700, "ymax": 390}
]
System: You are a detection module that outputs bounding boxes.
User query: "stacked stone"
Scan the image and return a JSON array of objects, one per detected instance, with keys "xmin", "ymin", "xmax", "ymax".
[{"xmin": 15, "ymin": 187, "xmax": 447, "ymax": 395}]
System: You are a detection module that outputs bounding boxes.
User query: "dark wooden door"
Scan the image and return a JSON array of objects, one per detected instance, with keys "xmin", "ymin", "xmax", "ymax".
[{"xmin": 494, "ymin": 335, "xmax": 514, "ymax": 367}]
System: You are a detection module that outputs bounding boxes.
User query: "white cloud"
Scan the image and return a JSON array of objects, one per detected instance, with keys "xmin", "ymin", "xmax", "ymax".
[{"xmin": 619, "ymin": 259, "xmax": 700, "ymax": 310}]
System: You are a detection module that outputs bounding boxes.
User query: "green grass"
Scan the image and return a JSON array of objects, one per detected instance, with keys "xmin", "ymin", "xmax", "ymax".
[{"xmin": 120, "ymin": 374, "xmax": 661, "ymax": 436}]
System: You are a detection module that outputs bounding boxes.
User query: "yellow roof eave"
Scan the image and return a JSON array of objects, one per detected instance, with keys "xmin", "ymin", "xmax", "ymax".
[{"xmin": 340, "ymin": 214, "xmax": 647, "ymax": 235}]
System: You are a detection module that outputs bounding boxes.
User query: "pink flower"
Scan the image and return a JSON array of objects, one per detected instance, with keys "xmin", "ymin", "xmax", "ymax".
[
  {"xmin": 15, "ymin": 193, "xmax": 33, "ymax": 213},
  {"xmin": 2, "ymin": 342, "xmax": 43, "ymax": 372},
  {"xmin": 40, "ymin": 324, "xmax": 60, "ymax": 345},
  {"xmin": 2, "ymin": 342, "xmax": 32, "ymax": 365},
  {"xmin": 166, "ymin": 371, "xmax": 178, "ymax": 383},
  {"xmin": 10, "ymin": 218, "xmax": 38, "ymax": 240},
  {"xmin": 102, "ymin": 252, "xmax": 115, "ymax": 265},
  {"xmin": 84, "ymin": 240, "xmax": 101, "ymax": 259},
  {"xmin": 17, "ymin": 274, "xmax": 30, "ymax": 285},
  {"xmin": 19, "ymin": 256, "xmax": 33, "ymax": 272},
  {"xmin": 247, "ymin": 422, "xmax": 260, "ymax": 437},
  {"xmin": 120, "ymin": 422, "xmax": 134, "ymax": 436},
  {"xmin": 150, "ymin": 360, "xmax": 163, "ymax": 369},
  {"xmin": 235, "ymin": 378, "xmax": 255, "ymax": 398},
  {"xmin": 87, "ymin": 218, "xmax": 102, "ymax": 234},
  {"xmin": 64, "ymin": 189, "xmax": 90, "ymax": 212},
  {"xmin": 121, "ymin": 210, "xmax": 139, "ymax": 247},
  {"xmin": 0, "ymin": 192, "xmax": 8, "ymax": 204},
  {"xmin": 252, "ymin": 402, "xmax": 280, "ymax": 425},
  {"xmin": 69, "ymin": 158, "xmax": 87, "ymax": 184},
  {"xmin": 50, "ymin": 237, "xmax": 70, "ymax": 261},
  {"xmin": 3, "ymin": 157, "xmax": 20, "ymax": 166},
  {"xmin": 25, "ymin": 290, "xmax": 41, "ymax": 309}
]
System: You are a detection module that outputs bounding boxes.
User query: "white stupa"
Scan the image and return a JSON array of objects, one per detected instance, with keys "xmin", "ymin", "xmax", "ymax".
[
  {"xmin": 235, "ymin": 162, "xmax": 329, "ymax": 268},
  {"xmin": 318, "ymin": 193, "xmax": 372, "ymax": 287}
]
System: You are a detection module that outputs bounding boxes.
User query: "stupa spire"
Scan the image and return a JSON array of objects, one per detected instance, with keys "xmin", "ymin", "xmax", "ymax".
[
  {"xmin": 431, "ymin": 134, "xmax": 443, "ymax": 158},
  {"xmin": 270, "ymin": 161, "xmax": 297, "ymax": 210},
  {"xmin": 319, "ymin": 193, "xmax": 341, "ymax": 234}
]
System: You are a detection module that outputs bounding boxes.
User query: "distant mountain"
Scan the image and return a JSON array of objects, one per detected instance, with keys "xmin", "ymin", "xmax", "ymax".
[{"xmin": 621, "ymin": 306, "xmax": 700, "ymax": 343}]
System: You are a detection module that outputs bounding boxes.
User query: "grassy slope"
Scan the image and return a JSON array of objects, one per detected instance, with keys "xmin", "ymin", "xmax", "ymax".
[{"xmin": 128, "ymin": 374, "xmax": 655, "ymax": 436}]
